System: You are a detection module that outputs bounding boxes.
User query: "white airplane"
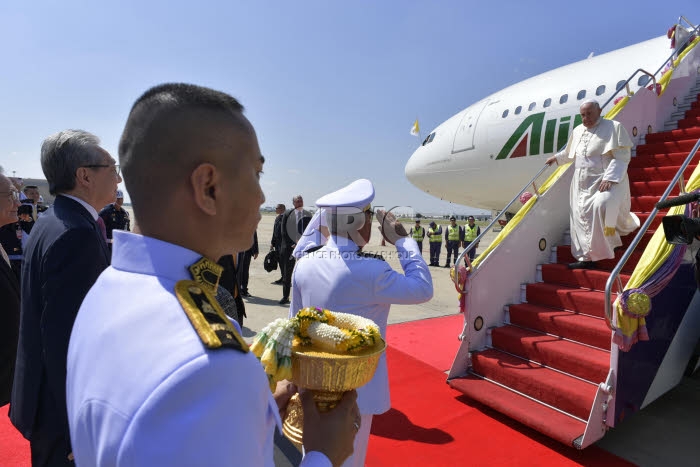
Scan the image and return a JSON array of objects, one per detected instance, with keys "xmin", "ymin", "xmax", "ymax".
[{"xmin": 404, "ymin": 33, "xmax": 686, "ymax": 211}]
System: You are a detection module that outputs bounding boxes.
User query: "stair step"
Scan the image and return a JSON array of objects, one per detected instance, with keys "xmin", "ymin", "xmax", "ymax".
[
  {"xmin": 629, "ymin": 152, "xmax": 693, "ymax": 168},
  {"xmin": 636, "ymin": 138, "xmax": 698, "ymax": 156},
  {"xmin": 636, "ymin": 212, "xmax": 662, "ymax": 230},
  {"xmin": 685, "ymin": 108, "xmax": 700, "ymax": 119},
  {"xmin": 492, "ymin": 325, "xmax": 610, "ymax": 382},
  {"xmin": 630, "ymin": 180, "xmax": 680, "ymax": 197},
  {"xmin": 678, "ymin": 116, "xmax": 700, "ymax": 129},
  {"xmin": 631, "ymin": 195, "xmax": 672, "ymax": 212},
  {"xmin": 555, "ymin": 246, "xmax": 642, "ymax": 274},
  {"xmin": 628, "ymin": 164, "xmax": 697, "ymax": 181},
  {"xmin": 524, "ymin": 281, "xmax": 609, "ymax": 318},
  {"xmin": 641, "ymin": 127, "xmax": 700, "ymax": 144},
  {"xmin": 448, "ymin": 374, "xmax": 587, "ymax": 447},
  {"xmin": 508, "ymin": 303, "xmax": 611, "ymax": 350},
  {"xmin": 540, "ymin": 262, "xmax": 631, "ymax": 291},
  {"xmin": 471, "ymin": 348, "xmax": 598, "ymax": 420},
  {"xmin": 620, "ymin": 229, "xmax": 655, "ymax": 249}
]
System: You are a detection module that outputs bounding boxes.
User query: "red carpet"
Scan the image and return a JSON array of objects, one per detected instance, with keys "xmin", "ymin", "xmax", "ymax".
[
  {"xmin": 0, "ymin": 406, "xmax": 29, "ymax": 467},
  {"xmin": 384, "ymin": 314, "xmax": 463, "ymax": 372},
  {"xmin": 367, "ymin": 341, "xmax": 634, "ymax": 466}
]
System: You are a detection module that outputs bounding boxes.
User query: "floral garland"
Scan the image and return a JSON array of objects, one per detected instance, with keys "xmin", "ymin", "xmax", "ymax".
[{"xmin": 250, "ymin": 307, "xmax": 381, "ymax": 390}]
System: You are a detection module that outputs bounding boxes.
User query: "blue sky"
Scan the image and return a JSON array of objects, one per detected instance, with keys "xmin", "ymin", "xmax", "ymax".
[{"xmin": 0, "ymin": 1, "xmax": 697, "ymax": 214}]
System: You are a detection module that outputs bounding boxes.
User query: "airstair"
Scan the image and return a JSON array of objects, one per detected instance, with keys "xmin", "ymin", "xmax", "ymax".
[{"xmin": 446, "ymin": 22, "xmax": 700, "ymax": 448}]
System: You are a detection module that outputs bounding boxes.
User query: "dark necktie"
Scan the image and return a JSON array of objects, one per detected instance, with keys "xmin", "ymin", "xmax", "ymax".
[{"xmin": 96, "ymin": 216, "xmax": 108, "ymax": 243}]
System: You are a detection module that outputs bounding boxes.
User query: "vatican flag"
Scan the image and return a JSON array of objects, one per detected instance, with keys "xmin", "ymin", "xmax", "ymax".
[{"xmin": 410, "ymin": 119, "xmax": 420, "ymax": 137}]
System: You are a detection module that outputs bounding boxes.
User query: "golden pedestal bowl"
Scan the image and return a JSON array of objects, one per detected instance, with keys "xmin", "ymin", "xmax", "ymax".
[{"xmin": 282, "ymin": 339, "xmax": 386, "ymax": 449}]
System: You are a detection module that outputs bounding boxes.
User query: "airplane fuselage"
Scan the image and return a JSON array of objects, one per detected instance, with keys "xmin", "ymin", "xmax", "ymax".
[{"xmin": 405, "ymin": 36, "xmax": 672, "ymax": 210}]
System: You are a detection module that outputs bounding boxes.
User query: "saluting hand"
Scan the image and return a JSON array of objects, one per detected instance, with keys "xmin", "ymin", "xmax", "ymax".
[{"xmin": 376, "ymin": 210, "xmax": 408, "ymax": 245}]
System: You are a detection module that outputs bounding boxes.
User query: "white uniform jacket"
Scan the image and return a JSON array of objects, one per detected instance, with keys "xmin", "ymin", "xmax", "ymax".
[
  {"xmin": 290, "ymin": 236, "xmax": 433, "ymax": 414},
  {"xmin": 67, "ymin": 230, "xmax": 329, "ymax": 467}
]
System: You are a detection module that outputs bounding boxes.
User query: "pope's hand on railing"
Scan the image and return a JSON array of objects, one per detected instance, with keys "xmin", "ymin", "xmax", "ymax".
[{"xmin": 545, "ymin": 155, "xmax": 558, "ymax": 166}]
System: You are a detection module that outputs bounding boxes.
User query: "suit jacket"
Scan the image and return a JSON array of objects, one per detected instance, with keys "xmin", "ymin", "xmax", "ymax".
[
  {"xmin": 279, "ymin": 209, "xmax": 312, "ymax": 256},
  {"xmin": 0, "ymin": 252, "xmax": 20, "ymax": 406},
  {"xmin": 10, "ymin": 195, "xmax": 110, "ymax": 441},
  {"xmin": 271, "ymin": 214, "xmax": 283, "ymax": 250}
]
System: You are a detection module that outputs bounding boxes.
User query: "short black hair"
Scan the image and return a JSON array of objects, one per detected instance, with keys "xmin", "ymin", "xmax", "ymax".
[{"xmin": 119, "ymin": 83, "xmax": 248, "ymax": 218}]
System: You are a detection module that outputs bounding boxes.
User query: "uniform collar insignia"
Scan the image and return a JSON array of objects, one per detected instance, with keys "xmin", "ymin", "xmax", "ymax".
[{"xmin": 188, "ymin": 257, "xmax": 223, "ymax": 293}]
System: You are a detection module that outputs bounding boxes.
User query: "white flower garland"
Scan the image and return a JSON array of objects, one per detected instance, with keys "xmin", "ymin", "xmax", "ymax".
[{"xmin": 251, "ymin": 307, "xmax": 381, "ymax": 390}]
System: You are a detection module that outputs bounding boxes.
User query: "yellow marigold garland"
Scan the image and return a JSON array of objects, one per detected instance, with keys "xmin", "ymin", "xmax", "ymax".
[{"xmin": 251, "ymin": 307, "xmax": 381, "ymax": 390}]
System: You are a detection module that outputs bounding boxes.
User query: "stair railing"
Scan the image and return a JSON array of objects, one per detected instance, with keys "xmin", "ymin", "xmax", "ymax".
[
  {"xmin": 451, "ymin": 163, "xmax": 551, "ymax": 290},
  {"xmin": 600, "ymin": 21, "xmax": 700, "ymax": 111},
  {"xmin": 604, "ymin": 138, "xmax": 700, "ymax": 328},
  {"xmin": 452, "ymin": 21, "xmax": 700, "ymax": 293}
]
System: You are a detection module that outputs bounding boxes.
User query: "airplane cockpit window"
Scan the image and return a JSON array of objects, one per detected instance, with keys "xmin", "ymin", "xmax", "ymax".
[
  {"xmin": 577, "ymin": 90, "xmax": 586, "ymax": 100},
  {"xmin": 421, "ymin": 132, "xmax": 436, "ymax": 146},
  {"xmin": 560, "ymin": 94, "xmax": 568, "ymax": 104},
  {"xmin": 616, "ymin": 80, "xmax": 626, "ymax": 90},
  {"xmin": 637, "ymin": 75, "xmax": 651, "ymax": 86},
  {"xmin": 543, "ymin": 98, "xmax": 551, "ymax": 108},
  {"xmin": 502, "ymin": 109, "xmax": 509, "ymax": 118},
  {"xmin": 528, "ymin": 102, "xmax": 536, "ymax": 111},
  {"xmin": 515, "ymin": 106, "xmax": 522, "ymax": 115},
  {"xmin": 596, "ymin": 85, "xmax": 606, "ymax": 96}
]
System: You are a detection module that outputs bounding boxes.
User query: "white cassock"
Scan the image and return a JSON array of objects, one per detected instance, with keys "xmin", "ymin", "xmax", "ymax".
[{"xmin": 555, "ymin": 118, "xmax": 640, "ymax": 262}]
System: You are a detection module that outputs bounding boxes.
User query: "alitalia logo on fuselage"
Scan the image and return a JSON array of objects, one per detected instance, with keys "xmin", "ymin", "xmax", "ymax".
[{"xmin": 496, "ymin": 112, "xmax": 583, "ymax": 160}]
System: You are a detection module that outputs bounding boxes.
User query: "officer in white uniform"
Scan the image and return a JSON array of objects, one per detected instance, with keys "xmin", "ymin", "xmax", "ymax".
[
  {"xmin": 290, "ymin": 179, "xmax": 434, "ymax": 467},
  {"xmin": 66, "ymin": 82, "xmax": 358, "ymax": 467}
]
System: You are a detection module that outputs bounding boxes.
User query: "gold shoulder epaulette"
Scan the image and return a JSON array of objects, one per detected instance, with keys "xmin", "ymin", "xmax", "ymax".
[{"xmin": 175, "ymin": 280, "xmax": 249, "ymax": 352}]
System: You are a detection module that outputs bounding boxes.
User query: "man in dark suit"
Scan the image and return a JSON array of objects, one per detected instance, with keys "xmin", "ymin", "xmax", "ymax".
[
  {"xmin": 270, "ymin": 203, "xmax": 285, "ymax": 284},
  {"xmin": 11, "ymin": 130, "xmax": 120, "ymax": 466},
  {"xmin": 0, "ymin": 173, "xmax": 21, "ymax": 407},
  {"xmin": 237, "ymin": 231, "xmax": 258, "ymax": 297},
  {"xmin": 278, "ymin": 195, "xmax": 311, "ymax": 305}
]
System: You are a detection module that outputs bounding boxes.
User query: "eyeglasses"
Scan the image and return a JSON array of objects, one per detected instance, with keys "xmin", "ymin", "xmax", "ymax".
[
  {"xmin": 82, "ymin": 164, "xmax": 121, "ymax": 176},
  {"xmin": 0, "ymin": 191, "xmax": 20, "ymax": 202}
]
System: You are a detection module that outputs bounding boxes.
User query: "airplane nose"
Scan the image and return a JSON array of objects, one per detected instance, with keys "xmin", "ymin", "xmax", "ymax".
[{"xmin": 405, "ymin": 146, "xmax": 431, "ymax": 191}]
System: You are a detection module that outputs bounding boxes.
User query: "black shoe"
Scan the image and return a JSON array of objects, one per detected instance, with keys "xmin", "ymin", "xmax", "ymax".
[
  {"xmin": 272, "ymin": 279, "xmax": 283, "ymax": 285},
  {"xmin": 241, "ymin": 290, "xmax": 250, "ymax": 297},
  {"xmin": 568, "ymin": 261, "xmax": 596, "ymax": 270},
  {"xmin": 444, "ymin": 264, "xmax": 450, "ymax": 268},
  {"xmin": 279, "ymin": 297, "xmax": 290, "ymax": 305}
]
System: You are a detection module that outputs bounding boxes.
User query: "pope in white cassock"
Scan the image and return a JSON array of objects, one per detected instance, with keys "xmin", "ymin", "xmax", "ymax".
[
  {"xmin": 547, "ymin": 99, "xmax": 640, "ymax": 269},
  {"xmin": 289, "ymin": 179, "xmax": 434, "ymax": 467}
]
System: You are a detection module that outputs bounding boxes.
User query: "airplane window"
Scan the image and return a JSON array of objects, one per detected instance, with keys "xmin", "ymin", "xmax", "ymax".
[
  {"xmin": 577, "ymin": 90, "xmax": 586, "ymax": 100},
  {"xmin": 638, "ymin": 75, "xmax": 650, "ymax": 86},
  {"xmin": 515, "ymin": 106, "xmax": 522, "ymax": 115},
  {"xmin": 560, "ymin": 94, "xmax": 568, "ymax": 104},
  {"xmin": 421, "ymin": 132, "xmax": 436, "ymax": 146},
  {"xmin": 528, "ymin": 102, "xmax": 536, "ymax": 111},
  {"xmin": 596, "ymin": 85, "xmax": 606, "ymax": 96},
  {"xmin": 502, "ymin": 109, "xmax": 509, "ymax": 118},
  {"xmin": 616, "ymin": 80, "xmax": 626, "ymax": 90},
  {"xmin": 543, "ymin": 98, "xmax": 551, "ymax": 108}
]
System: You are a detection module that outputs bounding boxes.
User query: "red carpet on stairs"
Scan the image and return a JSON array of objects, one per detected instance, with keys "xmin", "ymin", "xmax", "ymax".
[
  {"xmin": 367, "ymin": 317, "xmax": 635, "ymax": 466},
  {"xmin": 444, "ymin": 89, "xmax": 700, "ymax": 448}
]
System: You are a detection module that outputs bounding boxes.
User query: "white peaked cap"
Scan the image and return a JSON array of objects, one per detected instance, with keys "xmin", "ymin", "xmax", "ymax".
[
  {"xmin": 292, "ymin": 179, "xmax": 375, "ymax": 259},
  {"xmin": 116, "ymin": 190, "xmax": 124, "ymax": 198},
  {"xmin": 315, "ymin": 178, "xmax": 375, "ymax": 210}
]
